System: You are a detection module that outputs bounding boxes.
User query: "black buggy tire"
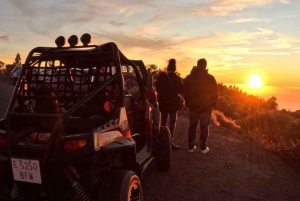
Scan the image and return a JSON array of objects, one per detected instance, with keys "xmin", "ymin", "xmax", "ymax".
[
  {"xmin": 100, "ymin": 170, "xmax": 143, "ymax": 201},
  {"xmin": 155, "ymin": 126, "xmax": 172, "ymax": 171},
  {"xmin": 0, "ymin": 160, "xmax": 12, "ymax": 201}
]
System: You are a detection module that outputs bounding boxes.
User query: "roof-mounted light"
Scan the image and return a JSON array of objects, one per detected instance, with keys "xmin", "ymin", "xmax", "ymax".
[
  {"xmin": 55, "ymin": 36, "xmax": 65, "ymax": 48},
  {"xmin": 68, "ymin": 35, "xmax": 78, "ymax": 47},
  {"xmin": 80, "ymin": 33, "xmax": 91, "ymax": 46}
]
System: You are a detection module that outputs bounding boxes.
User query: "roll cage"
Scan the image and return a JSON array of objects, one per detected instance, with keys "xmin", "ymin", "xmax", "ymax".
[{"xmin": 4, "ymin": 42, "xmax": 147, "ymax": 162}]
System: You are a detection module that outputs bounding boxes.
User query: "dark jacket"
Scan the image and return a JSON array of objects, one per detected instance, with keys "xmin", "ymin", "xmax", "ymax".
[
  {"xmin": 167, "ymin": 72, "xmax": 184, "ymax": 95},
  {"xmin": 156, "ymin": 72, "xmax": 184, "ymax": 113},
  {"xmin": 183, "ymin": 68, "xmax": 218, "ymax": 113}
]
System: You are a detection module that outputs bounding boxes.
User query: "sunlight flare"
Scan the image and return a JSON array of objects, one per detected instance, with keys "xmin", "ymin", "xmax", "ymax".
[{"xmin": 248, "ymin": 75, "xmax": 262, "ymax": 88}]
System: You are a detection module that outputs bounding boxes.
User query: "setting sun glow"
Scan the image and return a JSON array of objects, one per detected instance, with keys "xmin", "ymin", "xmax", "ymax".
[{"xmin": 248, "ymin": 75, "xmax": 262, "ymax": 88}]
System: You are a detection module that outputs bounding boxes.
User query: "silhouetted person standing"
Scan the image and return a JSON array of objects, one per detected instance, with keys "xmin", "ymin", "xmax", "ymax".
[
  {"xmin": 156, "ymin": 59, "xmax": 184, "ymax": 150},
  {"xmin": 183, "ymin": 59, "xmax": 218, "ymax": 153}
]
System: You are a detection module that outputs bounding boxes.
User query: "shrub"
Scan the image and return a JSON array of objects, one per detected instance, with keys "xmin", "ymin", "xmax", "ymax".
[
  {"xmin": 0, "ymin": 68, "xmax": 7, "ymax": 75},
  {"xmin": 216, "ymin": 83, "xmax": 268, "ymax": 120},
  {"xmin": 211, "ymin": 110, "xmax": 240, "ymax": 132},
  {"xmin": 238, "ymin": 110, "xmax": 300, "ymax": 170}
]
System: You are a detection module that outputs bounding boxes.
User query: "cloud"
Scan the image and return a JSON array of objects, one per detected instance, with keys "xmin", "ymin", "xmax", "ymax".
[
  {"xmin": 219, "ymin": 55, "xmax": 244, "ymax": 61},
  {"xmin": 268, "ymin": 34, "xmax": 300, "ymax": 49},
  {"xmin": 282, "ymin": 15, "xmax": 299, "ymax": 19},
  {"xmin": 256, "ymin": 28, "xmax": 274, "ymax": 35},
  {"xmin": 233, "ymin": 62, "xmax": 260, "ymax": 66},
  {"xmin": 92, "ymin": 30, "xmax": 179, "ymax": 50},
  {"xmin": 173, "ymin": 29, "xmax": 293, "ymax": 60},
  {"xmin": 228, "ymin": 18, "xmax": 260, "ymax": 24},
  {"xmin": 187, "ymin": 0, "xmax": 289, "ymax": 16},
  {"xmin": 228, "ymin": 18, "xmax": 261, "ymax": 23},
  {"xmin": 109, "ymin": 21, "xmax": 126, "ymax": 27},
  {"xmin": 153, "ymin": 28, "xmax": 299, "ymax": 73},
  {"xmin": 279, "ymin": 0, "xmax": 291, "ymax": 4},
  {"xmin": 0, "ymin": 34, "xmax": 9, "ymax": 41},
  {"xmin": 89, "ymin": 27, "xmax": 297, "ymax": 74},
  {"xmin": 4, "ymin": 1, "xmax": 112, "ymax": 36}
]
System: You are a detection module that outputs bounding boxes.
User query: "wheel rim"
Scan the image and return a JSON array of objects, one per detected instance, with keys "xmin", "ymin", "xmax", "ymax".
[{"xmin": 129, "ymin": 182, "xmax": 141, "ymax": 201}]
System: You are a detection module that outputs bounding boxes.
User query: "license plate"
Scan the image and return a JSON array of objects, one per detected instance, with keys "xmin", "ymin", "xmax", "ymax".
[{"xmin": 11, "ymin": 158, "xmax": 42, "ymax": 184}]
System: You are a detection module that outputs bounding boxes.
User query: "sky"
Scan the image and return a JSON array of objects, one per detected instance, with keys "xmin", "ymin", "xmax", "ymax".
[{"xmin": 0, "ymin": 0, "xmax": 299, "ymax": 88}]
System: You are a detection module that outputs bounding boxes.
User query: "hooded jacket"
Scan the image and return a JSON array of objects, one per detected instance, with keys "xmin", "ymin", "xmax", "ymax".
[{"xmin": 183, "ymin": 67, "xmax": 218, "ymax": 113}]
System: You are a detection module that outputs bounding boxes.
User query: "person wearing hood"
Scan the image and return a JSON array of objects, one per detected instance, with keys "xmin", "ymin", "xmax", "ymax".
[{"xmin": 183, "ymin": 58, "xmax": 218, "ymax": 153}]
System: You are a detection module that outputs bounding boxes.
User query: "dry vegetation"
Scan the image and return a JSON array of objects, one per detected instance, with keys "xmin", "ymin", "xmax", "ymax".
[
  {"xmin": 238, "ymin": 111, "xmax": 300, "ymax": 170},
  {"xmin": 211, "ymin": 83, "xmax": 300, "ymax": 172}
]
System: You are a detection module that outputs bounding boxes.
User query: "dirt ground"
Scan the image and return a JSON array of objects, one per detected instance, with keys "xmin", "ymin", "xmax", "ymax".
[{"xmin": 142, "ymin": 115, "xmax": 300, "ymax": 201}]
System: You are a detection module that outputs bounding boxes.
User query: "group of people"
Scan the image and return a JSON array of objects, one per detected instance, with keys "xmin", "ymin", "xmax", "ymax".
[{"xmin": 155, "ymin": 58, "xmax": 218, "ymax": 153}]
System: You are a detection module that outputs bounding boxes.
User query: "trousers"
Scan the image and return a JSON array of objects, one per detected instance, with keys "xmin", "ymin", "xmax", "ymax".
[
  {"xmin": 161, "ymin": 110, "xmax": 178, "ymax": 141},
  {"xmin": 188, "ymin": 109, "xmax": 212, "ymax": 150}
]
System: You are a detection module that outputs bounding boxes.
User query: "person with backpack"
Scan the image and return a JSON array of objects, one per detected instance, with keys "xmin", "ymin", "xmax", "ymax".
[
  {"xmin": 183, "ymin": 58, "xmax": 218, "ymax": 153},
  {"xmin": 156, "ymin": 59, "xmax": 184, "ymax": 150}
]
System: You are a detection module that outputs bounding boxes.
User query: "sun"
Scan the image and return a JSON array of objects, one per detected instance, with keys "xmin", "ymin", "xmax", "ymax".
[{"xmin": 248, "ymin": 75, "xmax": 262, "ymax": 88}]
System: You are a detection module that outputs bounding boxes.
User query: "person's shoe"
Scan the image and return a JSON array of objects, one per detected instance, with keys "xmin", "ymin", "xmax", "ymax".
[
  {"xmin": 188, "ymin": 146, "xmax": 196, "ymax": 153},
  {"xmin": 201, "ymin": 147, "xmax": 209, "ymax": 154},
  {"xmin": 172, "ymin": 143, "xmax": 180, "ymax": 150}
]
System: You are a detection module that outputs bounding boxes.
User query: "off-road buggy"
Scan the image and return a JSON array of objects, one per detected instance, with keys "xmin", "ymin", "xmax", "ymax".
[{"xmin": 0, "ymin": 33, "xmax": 172, "ymax": 201}]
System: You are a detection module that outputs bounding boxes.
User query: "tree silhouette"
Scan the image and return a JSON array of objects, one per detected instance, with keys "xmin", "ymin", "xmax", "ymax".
[
  {"xmin": 215, "ymin": 83, "xmax": 277, "ymax": 119},
  {"xmin": 0, "ymin": 61, "xmax": 4, "ymax": 68},
  {"xmin": 266, "ymin": 96, "xmax": 278, "ymax": 110},
  {"xmin": 146, "ymin": 64, "xmax": 182, "ymax": 80},
  {"xmin": 13, "ymin": 53, "xmax": 21, "ymax": 66},
  {"xmin": 146, "ymin": 64, "xmax": 162, "ymax": 80}
]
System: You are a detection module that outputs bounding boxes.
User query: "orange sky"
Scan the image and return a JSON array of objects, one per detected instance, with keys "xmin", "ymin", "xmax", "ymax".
[{"xmin": 1, "ymin": 0, "xmax": 299, "ymax": 88}]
